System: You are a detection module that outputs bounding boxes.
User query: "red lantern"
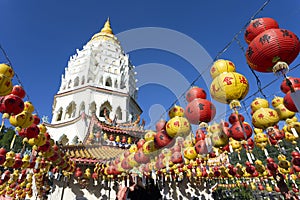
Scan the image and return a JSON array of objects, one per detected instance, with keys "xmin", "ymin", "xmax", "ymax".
[
  {"xmin": 245, "ymin": 161, "xmax": 256, "ymax": 174},
  {"xmin": 155, "ymin": 119, "xmax": 166, "ymax": 132},
  {"xmin": 109, "ymin": 134, "xmax": 115, "ymax": 141},
  {"xmin": 0, "ymin": 148, "xmax": 6, "ymax": 165},
  {"xmin": 242, "ymin": 138, "xmax": 254, "ymax": 150},
  {"xmin": 246, "ymin": 29, "xmax": 300, "ymax": 73},
  {"xmin": 12, "ymin": 153, "xmax": 23, "ymax": 168},
  {"xmin": 38, "ymin": 141, "xmax": 51, "ymax": 152},
  {"xmin": 228, "ymin": 165, "xmax": 236, "ymax": 176},
  {"xmin": 32, "ymin": 114, "xmax": 40, "ymax": 125},
  {"xmin": 75, "ymin": 167, "xmax": 83, "ymax": 178},
  {"xmin": 228, "ymin": 113, "xmax": 245, "ymax": 124},
  {"xmin": 121, "ymin": 158, "xmax": 131, "ymax": 170},
  {"xmin": 283, "ymin": 90, "xmax": 299, "ymax": 112},
  {"xmin": 245, "ymin": 17, "xmax": 279, "ymax": 44},
  {"xmin": 121, "ymin": 136, "xmax": 126, "ymax": 143},
  {"xmin": 185, "ymin": 98, "xmax": 216, "ymax": 124},
  {"xmin": 171, "ymin": 144, "xmax": 181, "ymax": 153},
  {"xmin": 154, "ymin": 130, "xmax": 173, "ymax": 148},
  {"xmin": 137, "ymin": 138, "xmax": 146, "ymax": 149},
  {"xmin": 194, "ymin": 140, "xmax": 208, "ymax": 155},
  {"xmin": 11, "ymin": 85, "xmax": 26, "ymax": 99},
  {"xmin": 280, "ymin": 77, "xmax": 300, "ymax": 94},
  {"xmin": 195, "ymin": 129, "xmax": 206, "ymax": 142},
  {"xmin": 24, "ymin": 124, "xmax": 40, "ymax": 139},
  {"xmin": 291, "ymin": 151, "xmax": 300, "ymax": 166},
  {"xmin": 0, "ymin": 94, "xmax": 24, "ymax": 115},
  {"xmin": 171, "ymin": 151, "xmax": 183, "ymax": 164},
  {"xmin": 229, "ymin": 121, "xmax": 252, "ymax": 141},
  {"xmin": 92, "ymin": 172, "xmax": 98, "ymax": 179},
  {"xmin": 134, "ymin": 149, "xmax": 150, "ymax": 164},
  {"xmin": 186, "ymin": 86, "xmax": 207, "ymax": 102}
]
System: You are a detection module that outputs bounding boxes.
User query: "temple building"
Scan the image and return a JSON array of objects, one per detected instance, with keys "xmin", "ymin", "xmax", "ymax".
[
  {"xmin": 44, "ymin": 19, "xmax": 147, "ymax": 200},
  {"xmin": 46, "ymin": 18, "xmax": 144, "ymax": 145}
]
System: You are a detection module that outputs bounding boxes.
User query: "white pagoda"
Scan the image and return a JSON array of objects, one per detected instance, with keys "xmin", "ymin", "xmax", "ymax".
[{"xmin": 46, "ymin": 18, "xmax": 142, "ymax": 143}]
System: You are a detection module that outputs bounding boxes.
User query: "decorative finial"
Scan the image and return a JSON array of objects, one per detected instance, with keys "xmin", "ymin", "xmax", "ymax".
[{"xmin": 100, "ymin": 17, "xmax": 113, "ymax": 34}]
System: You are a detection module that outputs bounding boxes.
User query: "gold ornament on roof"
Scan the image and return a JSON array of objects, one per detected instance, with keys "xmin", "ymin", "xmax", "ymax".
[
  {"xmin": 90, "ymin": 17, "xmax": 119, "ymax": 43},
  {"xmin": 100, "ymin": 18, "xmax": 113, "ymax": 34}
]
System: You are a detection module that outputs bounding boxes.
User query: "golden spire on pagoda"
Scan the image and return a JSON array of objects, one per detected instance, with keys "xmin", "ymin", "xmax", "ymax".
[
  {"xmin": 100, "ymin": 17, "xmax": 113, "ymax": 34},
  {"xmin": 89, "ymin": 17, "xmax": 119, "ymax": 43}
]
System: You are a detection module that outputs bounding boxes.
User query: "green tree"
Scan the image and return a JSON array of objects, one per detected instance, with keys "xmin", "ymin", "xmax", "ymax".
[{"xmin": 0, "ymin": 126, "xmax": 30, "ymax": 152}]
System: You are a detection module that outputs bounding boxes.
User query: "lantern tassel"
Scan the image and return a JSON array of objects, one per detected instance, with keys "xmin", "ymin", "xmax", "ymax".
[
  {"xmin": 263, "ymin": 148, "xmax": 269, "ymax": 157},
  {"xmin": 10, "ymin": 134, "xmax": 17, "ymax": 150},
  {"xmin": 0, "ymin": 118, "xmax": 5, "ymax": 133}
]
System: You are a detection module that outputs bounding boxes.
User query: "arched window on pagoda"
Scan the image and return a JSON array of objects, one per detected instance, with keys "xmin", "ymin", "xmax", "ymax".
[
  {"xmin": 116, "ymin": 106, "xmax": 122, "ymax": 120},
  {"xmin": 79, "ymin": 102, "xmax": 85, "ymax": 115},
  {"xmin": 56, "ymin": 107, "xmax": 63, "ymax": 121},
  {"xmin": 65, "ymin": 101, "xmax": 76, "ymax": 119},
  {"xmin": 74, "ymin": 76, "xmax": 79, "ymax": 87},
  {"xmin": 105, "ymin": 77, "xmax": 112, "ymax": 87},
  {"xmin": 89, "ymin": 101, "xmax": 96, "ymax": 115},
  {"xmin": 68, "ymin": 79, "xmax": 72, "ymax": 88},
  {"xmin": 99, "ymin": 101, "xmax": 112, "ymax": 118},
  {"xmin": 114, "ymin": 80, "xmax": 118, "ymax": 88},
  {"xmin": 81, "ymin": 76, "xmax": 85, "ymax": 85},
  {"xmin": 87, "ymin": 76, "xmax": 93, "ymax": 83}
]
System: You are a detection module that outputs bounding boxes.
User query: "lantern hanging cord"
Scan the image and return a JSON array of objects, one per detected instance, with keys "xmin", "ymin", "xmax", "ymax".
[
  {"xmin": 0, "ymin": 43, "xmax": 39, "ymax": 117},
  {"xmin": 146, "ymin": 0, "xmax": 271, "ymax": 129},
  {"xmin": 234, "ymin": 37, "xmax": 267, "ymax": 98}
]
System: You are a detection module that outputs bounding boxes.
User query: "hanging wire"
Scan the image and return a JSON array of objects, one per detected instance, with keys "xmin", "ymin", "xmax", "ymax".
[
  {"xmin": 146, "ymin": 0, "xmax": 272, "ymax": 129},
  {"xmin": 0, "ymin": 44, "xmax": 39, "ymax": 117},
  {"xmin": 234, "ymin": 37, "xmax": 267, "ymax": 98}
]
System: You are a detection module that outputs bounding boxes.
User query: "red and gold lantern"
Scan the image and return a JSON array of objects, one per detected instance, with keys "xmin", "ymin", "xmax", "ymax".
[
  {"xmin": 246, "ymin": 29, "xmax": 300, "ymax": 73},
  {"xmin": 185, "ymin": 98, "xmax": 216, "ymax": 124},
  {"xmin": 244, "ymin": 17, "xmax": 279, "ymax": 44}
]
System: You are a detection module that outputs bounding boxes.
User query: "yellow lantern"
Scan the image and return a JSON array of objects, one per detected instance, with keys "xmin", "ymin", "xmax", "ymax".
[
  {"xmin": 272, "ymin": 96, "xmax": 295, "ymax": 120},
  {"xmin": 251, "ymin": 98, "xmax": 269, "ymax": 112},
  {"xmin": 183, "ymin": 146, "xmax": 197, "ymax": 160},
  {"xmin": 38, "ymin": 124, "xmax": 47, "ymax": 133},
  {"xmin": 254, "ymin": 128, "xmax": 268, "ymax": 149},
  {"xmin": 127, "ymin": 153, "xmax": 138, "ymax": 168},
  {"xmin": 210, "ymin": 59, "xmax": 236, "ymax": 79},
  {"xmin": 168, "ymin": 105, "xmax": 185, "ymax": 118},
  {"xmin": 165, "ymin": 116, "xmax": 190, "ymax": 138},
  {"xmin": 142, "ymin": 140, "xmax": 157, "ymax": 155},
  {"xmin": 183, "ymin": 138, "xmax": 194, "ymax": 147},
  {"xmin": 36, "ymin": 133, "xmax": 47, "ymax": 146},
  {"xmin": 24, "ymin": 101, "xmax": 35, "ymax": 113},
  {"xmin": 9, "ymin": 111, "xmax": 34, "ymax": 129},
  {"xmin": 229, "ymin": 138, "xmax": 242, "ymax": 152},
  {"xmin": 210, "ymin": 72, "xmax": 249, "ymax": 104},
  {"xmin": 127, "ymin": 137, "xmax": 132, "ymax": 144},
  {"xmin": 252, "ymin": 107, "xmax": 279, "ymax": 129},
  {"xmin": 209, "ymin": 122, "xmax": 229, "ymax": 148},
  {"xmin": 0, "ymin": 63, "xmax": 14, "ymax": 78},
  {"xmin": 4, "ymin": 151, "xmax": 15, "ymax": 168},
  {"xmin": 0, "ymin": 74, "xmax": 13, "ymax": 96},
  {"xmin": 129, "ymin": 144, "xmax": 138, "ymax": 153},
  {"xmin": 115, "ymin": 135, "xmax": 120, "ymax": 143},
  {"xmin": 144, "ymin": 130, "xmax": 156, "ymax": 141}
]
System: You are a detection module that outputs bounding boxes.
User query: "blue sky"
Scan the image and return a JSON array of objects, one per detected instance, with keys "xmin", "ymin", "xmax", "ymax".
[{"xmin": 1, "ymin": 0, "xmax": 300, "ymax": 129}]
